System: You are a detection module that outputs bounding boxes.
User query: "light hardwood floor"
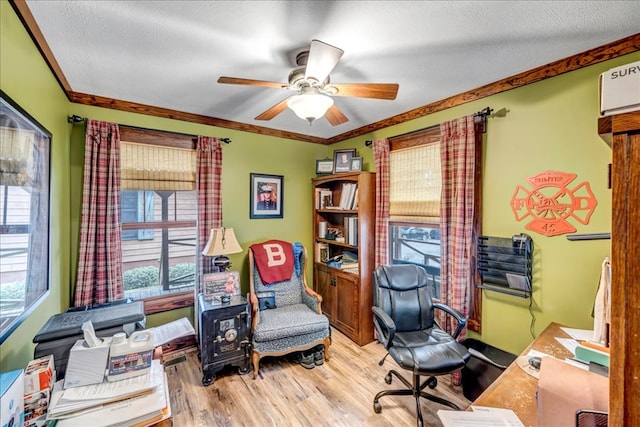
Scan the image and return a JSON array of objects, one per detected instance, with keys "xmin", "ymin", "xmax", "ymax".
[{"xmin": 164, "ymin": 328, "xmax": 471, "ymax": 427}]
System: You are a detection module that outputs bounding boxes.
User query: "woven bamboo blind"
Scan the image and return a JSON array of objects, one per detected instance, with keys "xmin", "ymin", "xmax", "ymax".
[
  {"xmin": 389, "ymin": 142, "xmax": 441, "ymax": 222},
  {"xmin": 120, "ymin": 141, "xmax": 196, "ymax": 190}
]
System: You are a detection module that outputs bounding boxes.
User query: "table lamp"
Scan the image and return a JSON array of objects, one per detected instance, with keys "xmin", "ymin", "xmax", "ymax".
[{"xmin": 202, "ymin": 227, "xmax": 243, "ymax": 272}]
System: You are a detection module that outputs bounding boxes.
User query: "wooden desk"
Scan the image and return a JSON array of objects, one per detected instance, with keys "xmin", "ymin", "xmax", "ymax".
[{"xmin": 471, "ymin": 322, "xmax": 573, "ymax": 427}]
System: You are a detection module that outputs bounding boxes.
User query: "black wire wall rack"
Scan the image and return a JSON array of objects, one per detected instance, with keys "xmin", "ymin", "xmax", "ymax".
[{"xmin": 477, "ymin": 234, "xmax": 533, "ymax": 298}]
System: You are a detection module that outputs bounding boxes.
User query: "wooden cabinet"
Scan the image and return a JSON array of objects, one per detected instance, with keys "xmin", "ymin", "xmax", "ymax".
[{"xmin": 312, "ymin": 172, "xmax": 375, "ymax": 346}]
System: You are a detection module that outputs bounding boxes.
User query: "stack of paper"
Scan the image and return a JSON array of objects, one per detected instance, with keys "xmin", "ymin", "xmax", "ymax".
[
  {"xmin": 47, "ymin": 360, "xmax": 167, "ymax": 426},
  {"xmin": 149, "ymin": 317, "xmax": 195, "ymax": 347},
  {"xmin": 438, "ymin": 406, "xmax": 524, "ymax": 426}
]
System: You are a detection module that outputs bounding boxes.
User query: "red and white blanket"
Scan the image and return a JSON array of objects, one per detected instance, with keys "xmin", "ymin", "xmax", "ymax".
[{"xmin": 250, "ymin": 240, "xmax": 294, "ymax": 284}]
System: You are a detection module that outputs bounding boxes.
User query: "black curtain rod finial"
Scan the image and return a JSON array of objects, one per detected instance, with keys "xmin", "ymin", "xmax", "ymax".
[
  {"xmin": 365, "ymin": 140, "xmax": 372, "ymax": 147},
  {"xmin": 220, "ymin": 137, "xmax": 231, "ymax": 144},
  {"xmin": 67, "ymin": 114, "xmax": 86, "ymax": 124},
  {"xmin": 474, "ymin": 107, "xmax": 493, "ymax": 117}
]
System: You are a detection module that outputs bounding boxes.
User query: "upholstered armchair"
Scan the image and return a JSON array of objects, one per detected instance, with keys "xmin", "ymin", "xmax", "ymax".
[
  {"xmin": 248, "ymin": 240, "xmax": 331, "ymax": 378},
  {"xmin": 372, "ymin": 264, "xmax": 470, "ymax": 427}
]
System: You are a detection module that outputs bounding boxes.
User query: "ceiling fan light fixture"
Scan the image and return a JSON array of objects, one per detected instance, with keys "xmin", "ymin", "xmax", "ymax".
[{"xmin": 287, "ymin": 93, "xmax": 334, "ymax": 123}]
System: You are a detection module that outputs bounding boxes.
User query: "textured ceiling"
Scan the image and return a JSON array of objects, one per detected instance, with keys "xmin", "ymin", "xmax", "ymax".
[{"xmin": 24, "ymin": 1, "xmax": 640, "ymax": 140}]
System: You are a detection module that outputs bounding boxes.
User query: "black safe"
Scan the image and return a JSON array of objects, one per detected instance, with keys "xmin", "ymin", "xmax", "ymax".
[{"xmin": 197, "ymin": 293, "xmax": 251, "ymax": 386}]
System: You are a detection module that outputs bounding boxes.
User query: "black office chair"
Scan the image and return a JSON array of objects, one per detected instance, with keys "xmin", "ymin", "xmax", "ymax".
[{"xmin": 372, "ymin": 264, "xmax": 470, "ymax": 427}]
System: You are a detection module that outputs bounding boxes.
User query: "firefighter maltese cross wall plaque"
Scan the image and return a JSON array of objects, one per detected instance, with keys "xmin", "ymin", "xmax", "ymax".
[{"xmin": 510, "ymin": 170, "xmax": 598, "ymax": 237}]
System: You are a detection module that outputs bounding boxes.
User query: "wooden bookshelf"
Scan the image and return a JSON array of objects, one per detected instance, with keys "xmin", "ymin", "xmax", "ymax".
[{"xmin": 312, "ymin": 172, "xmax": 375, "ymax": 346}]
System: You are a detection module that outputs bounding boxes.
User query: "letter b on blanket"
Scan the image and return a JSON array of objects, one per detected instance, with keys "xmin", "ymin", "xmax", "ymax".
[
  {"xmin": 264, "ymin": 244, "xmax": 287, "ymax": 267},
  {"xmin": 250, "ymin": 240, "xmax": 295, "ymax": 284}
]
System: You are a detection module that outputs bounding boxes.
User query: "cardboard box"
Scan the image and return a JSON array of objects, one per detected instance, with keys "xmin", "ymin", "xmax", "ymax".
[
  {"xmin": 24, "ymin": 355, "xmax": 54, "ymax": 394},
  {"xmin": 23, "ymin": 382, "xmax": 50, "ymax": 427},
  {"xmin": 600, "ymin": 60, "xmax": 640, "ymax": 116},
  {"xmin": 537, "ymin": 357, "xmax": 608, "ymax": 427},
  {"xmin": 0, "ymin": 369, "xmax": 24, "ymax": 427}
]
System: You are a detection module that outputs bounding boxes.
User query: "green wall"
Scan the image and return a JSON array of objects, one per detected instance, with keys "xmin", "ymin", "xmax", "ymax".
[
  {"xmin": 0, "ymin": 1, "xmax": 327, "ymax": 370},
  {"xmin": 2, "ymin": 0, "xmax": 639, "ymax": 371},
  {"xmin": 337, "ymin": 52, "xmax": 639, "ymax": 355},
  {"xmin": 1, "ymin": 0, "xmax": 71, "ymax": 372}
]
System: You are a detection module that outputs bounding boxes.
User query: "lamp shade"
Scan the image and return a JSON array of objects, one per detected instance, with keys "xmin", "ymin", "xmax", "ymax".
[
  {"xmin": 202, "ymin": 227, "xmax": 243, "ymax": 256},
  {"xmin": 287, "ymin": 93, "xmax": 334, "ymax": 123}
]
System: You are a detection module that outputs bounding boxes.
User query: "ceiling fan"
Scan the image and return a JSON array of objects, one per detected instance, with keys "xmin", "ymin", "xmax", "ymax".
[{"xmin": 217, "ymin": 39, "xmax": 399, "ymax": 126}]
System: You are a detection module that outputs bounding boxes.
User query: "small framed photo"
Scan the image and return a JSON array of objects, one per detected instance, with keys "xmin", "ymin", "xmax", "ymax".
[
  {"xmin": 333, "ymin": 149, "xmax": 356, "ymax": 173},
  {"xmin": 316, "ymin": 158, "xmax": 334, "ymax": 175},
  {"xmin": 250, "ymin": 173, "xmax": 283, "ymax": 219},
  {"xmin": 350, "ymin": 157, "xmax": 363, "ymax": 171},
  {"xmin": 202, "ymin": 271, "xmax": 240, "ymax": 304}
]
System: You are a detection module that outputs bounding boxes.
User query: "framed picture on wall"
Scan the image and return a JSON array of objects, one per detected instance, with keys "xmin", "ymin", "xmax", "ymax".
[{"xmin": 250, "ymin": 173, "xmax": 283, "ymax": 219}]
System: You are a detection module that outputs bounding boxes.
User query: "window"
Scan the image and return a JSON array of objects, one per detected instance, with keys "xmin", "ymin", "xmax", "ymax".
[
  {"xmin": 119, "ymin": 129, "xmax": 198, "ymax": 310},
  {"xmin": 388, "ymin": 128, "xmax": 442, "ymax": 298},
  {"xmin": 0, "ymin": 92, "xmax": 51, "ymax": 344},
  {"xmin": 121, "ymin": 191, "xmax": 154, "ymax": 240}
]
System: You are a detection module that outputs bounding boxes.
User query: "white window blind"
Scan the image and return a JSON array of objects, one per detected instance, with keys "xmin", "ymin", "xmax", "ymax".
[
  {"xmin": 389, "ymin": 142, "xmax": 441, "ymax": 222},
  {"xmin": 120, "ymin": 141, "xmax": 196, "ymax": 190}
]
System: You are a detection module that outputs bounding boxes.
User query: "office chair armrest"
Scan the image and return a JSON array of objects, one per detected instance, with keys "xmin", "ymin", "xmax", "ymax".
[
  {"xmin": 433, "ymin": 302, "xmax": 467, "ymax": 339},
  {"xmin": 372, "ymin": 306, "xmax": 396, "ymax": 348}
]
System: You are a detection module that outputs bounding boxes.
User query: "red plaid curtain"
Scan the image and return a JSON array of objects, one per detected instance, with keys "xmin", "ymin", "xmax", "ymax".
[
  {"xmin": 74, "ymin": 120, "xmax": 124, "ymax": 306},
  {"xmin": 373, "ymin": 139, "xmax": 390, "ymax": 266},
  {"xmin": 196, "ymin": 136, "xmax": 223, "ymax": 276},
  {"xmin": 439, "ymin": 115, "xmax": 476, "ymax": 338}
]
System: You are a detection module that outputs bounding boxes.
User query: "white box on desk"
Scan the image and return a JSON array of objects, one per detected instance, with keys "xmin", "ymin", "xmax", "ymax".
[
  {"xmin": 64, "ymin": 337, "xmax": 111, "ymax": 389},
  {"xmin": 0, "ymin": 369, "xmax": 24, "ymax": 427},
  {"xmin": 600, "ymin": 60, "xmax": 640, "ymax": 117}
]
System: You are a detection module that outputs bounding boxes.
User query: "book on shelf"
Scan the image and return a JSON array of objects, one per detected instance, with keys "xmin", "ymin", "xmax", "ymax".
[
  {"xmin": 338, "ymin": 183, "xmax": 358, "ymax": 210},
  {"xmin": 343, "ymin": 216, "xmax": 358, "ymax": 246},
  {"xmin": 339, "ymin": 262, "xmax": 359, "ymax": 269}
]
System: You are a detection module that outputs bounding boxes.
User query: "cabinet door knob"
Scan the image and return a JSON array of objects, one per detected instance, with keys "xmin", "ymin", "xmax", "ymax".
[{"xmin": 331, "ymin": 278, "xmax": 337, "ymax": 286}]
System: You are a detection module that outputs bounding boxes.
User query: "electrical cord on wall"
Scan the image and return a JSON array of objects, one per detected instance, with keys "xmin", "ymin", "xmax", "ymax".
[{"xmin": 529, "ymin": 295, "xmax": 536, "ymax": 339}]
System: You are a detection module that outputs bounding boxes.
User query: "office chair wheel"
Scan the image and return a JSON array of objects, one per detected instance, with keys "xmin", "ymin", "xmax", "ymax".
[
  {"xmin": 238, "ymin": 365, "xmax": 250, "ymax": 375},
  {"xmin": 373, "ymin": 400, "xmax": 382, "ymax": 414},
  {"xmin": 427, "ymin": 377, "xmax": 437, "ymax": 389},
  {"xmin": 385, "ymin": 373, "xmax": 392, "ymax": 384}
]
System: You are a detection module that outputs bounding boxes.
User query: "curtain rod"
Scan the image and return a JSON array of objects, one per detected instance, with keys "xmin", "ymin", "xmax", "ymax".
[
  {"xmin": 66, "ymin": 115, "xmax": 231, "ymax": 144},
  {"xmin": 365, "ymin": 106, "xmax": 493, "ymax": 147},
  {"xmin": 566, "ymin": 233, "xmax": 611, "ymax": 241}
]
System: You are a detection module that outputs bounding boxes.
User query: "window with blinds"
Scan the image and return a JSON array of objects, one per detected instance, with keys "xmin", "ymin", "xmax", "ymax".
[
  {"xmin": 388, "ymin": 136, "xmax": 442, "ymax": 298},
  {"xmin": 118, "ymin": 138, "xmax": 198, "ymax": 303},
  {"xmin": 389, "ymin": 142, "xmax": 441, "ymax": 223},
  {"xmin": 120, "ymin": 142, "xmax": 196, "ymax": 191}
]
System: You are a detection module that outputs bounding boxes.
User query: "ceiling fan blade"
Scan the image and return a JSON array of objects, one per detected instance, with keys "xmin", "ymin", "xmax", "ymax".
[
  {"xmin": 255, "ymin": 98, "xmax": 290, "ymax": 121},
  {"xmin": 218, "ymin": 76, "xmax": 286, "ymax": 89},
  {"xmin": 329, "ymin": 83, "xmax": 399, "ymax": 100},
  {"xmin": 325, "ymin": 105, "xmax": 349, "ymax": 126},
  {"xmin": 305, "ymin": 39, "xmax": 344, "ymax": 85}
]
